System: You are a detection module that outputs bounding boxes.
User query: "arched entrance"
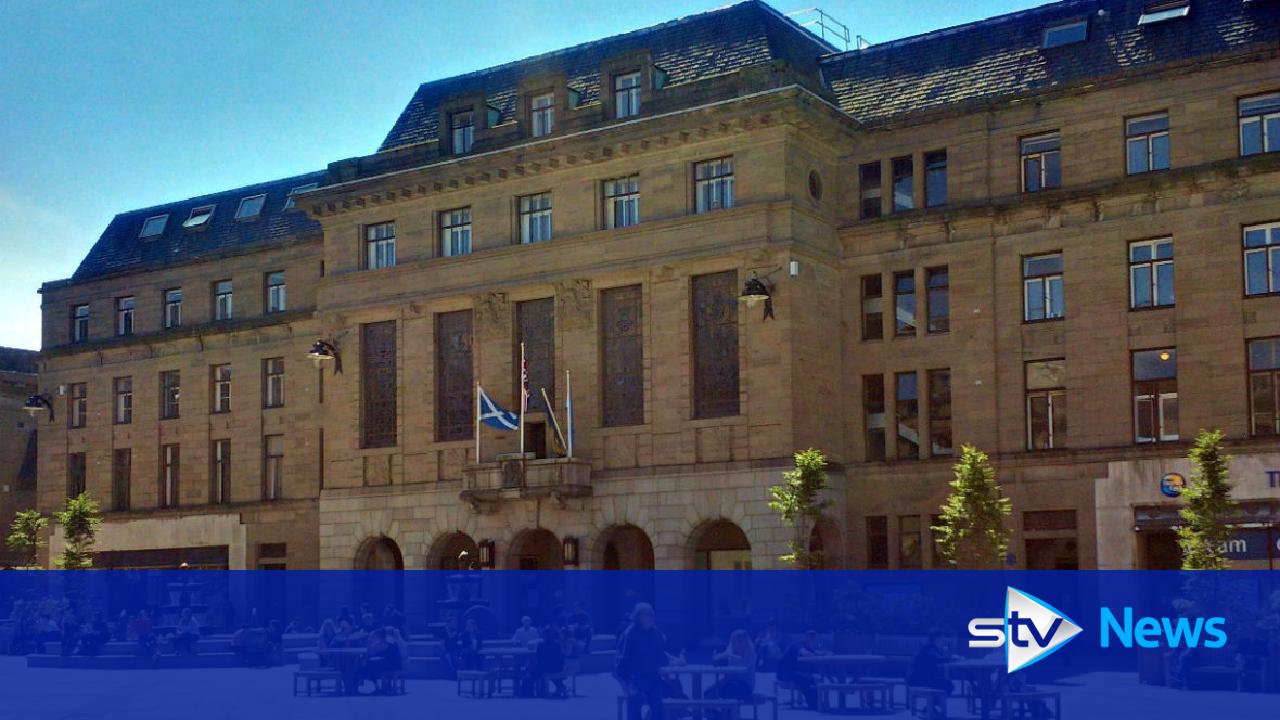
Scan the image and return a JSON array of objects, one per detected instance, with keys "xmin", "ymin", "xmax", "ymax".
[
  {"xmin": 507, "ymin": 528, "xmax": 563, "ymax": 570},
  {"xmin": 596, "ymin": 524, "xmax": 656, "ymax": 570},
  {"xmin": 809, "ymin": 517, "xmax": 843, "ymax": 570},
  {"xmin": 427, "ymin": 532, "xmax": 479, "ymax": 570},
  {"xmin": 690, "ymin": 519, "xmax": 752, "ymax": 570},
  {"xmin": 354, "ymin": 536, "xmax": 404, "ymax": 570}
]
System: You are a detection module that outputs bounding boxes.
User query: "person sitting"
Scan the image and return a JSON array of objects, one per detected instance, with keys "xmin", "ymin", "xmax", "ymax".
[
  {"xmin": 172, "ymin": 608, "xmax": 201, "ymax": 655},
  {"xmin": 441, "ymin": 616, "xmax": 463, "ymax": 675},
  {"xmin": 616, "ymin": 603, "xmax": 678, "ymax": 720},
  {"xmin": 908, "ymin": 630, "xmax": 955, "ymax": 717},
  {"xmin": 361, "ymin": 629, "xmax": 403, "ymax": 693},
  {"xmin": 523, "ymin": 623, "xmax": 567, "ymax": 698},
  {"xmin": 128, "ymin": 610, "xmax": 155, "ymax": 657},
  {"xmin": 707, "ymin": 629, "xmax": 756, "ymax": 702},
  {"xmin": 755, "ymin": 620, "xmax": 785, "ymax": 672},
  {"xmin": 511, "ymin": 615, "xmax": 541, "ymax": 648},
  {"xmin": 78, "ymin": 613, "xmax": 110, "ymax": 657},
  {"xmin": 458, "ymin": 617, "xmax": 483, "ymax": 671},
  {"xmin": 777, "ymin": 630, "xmax": 824, "ymax": 708},
  {"xmin": 59, "ymin": 612, "xmax": 80, "ymax": 657}
]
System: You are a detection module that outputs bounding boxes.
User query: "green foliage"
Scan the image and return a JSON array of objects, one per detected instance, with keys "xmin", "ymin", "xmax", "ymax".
[
  {"xmin": 769, "ymin": 448, "xmax": 832, "ymax": 568},
  {"xmin": 933, "ymin": 445, "xmax": 1011, "ymax": 569},
  {"xmin": 6, "ymin": 509, "xmax": 48, "ymax": 568},
  {"xmin": 54, "ymin": 493, "xmax": 102, "ymax": 570},
  {"xmin": 1177, "ymin": 429, "xmax": 1234, "ymax": 570}
]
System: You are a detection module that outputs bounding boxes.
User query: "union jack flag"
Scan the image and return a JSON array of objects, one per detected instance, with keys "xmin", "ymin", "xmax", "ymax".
[{"xmin": 520, "ymin": 343, "xmax": 530, "ymax": 412}]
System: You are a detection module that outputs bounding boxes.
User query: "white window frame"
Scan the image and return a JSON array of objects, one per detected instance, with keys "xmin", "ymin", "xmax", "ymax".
[
  {"xmin": 1021, "ymin": 133, "xmax": 1061, "ymax": 192},
  {"xmin": 603, "ymin": 175, "xmax": 639, "ymax": 229},
  {"xmin": 183, "ymin": 204, "xmax": 215, "ymax": 229},
  {"xmin": 265, "ymin": 271, "xmax": 286, "ymax": 313},
  {"xmin": 139, "ymin": 214, "xmax": 168, "ymax": 238},
  {"xmin": 116, "ymin": 296, "xmax": 135, "ymax": 336},
  {"xmin": 1026, "ymin": 389, "xmax": 1066, "ymax": 450},
  {"xmin": 365, "ymin": 222, "xmax": 396, "ymax": 269},
  {"xmin": 213, "ymin": 364, "xmax": 232, "ymax": 414},
  {"xmin": 283, "ymin": 182, "xmax": 317, "ymax": 210},
  {"xmin": 1137, "ymin": 0, "xmax": 1190, "ymax": 26},
  {"xmin": 439, "ymin": 207, "xmax": 472, "ymax": 257},
  {"xmin": 450, "ymin": 110, "xmax": 474, "ymax": 154},
  {"xmin": 614, "ymin": 71, "xmax": 641, "ymax": 119},
  {"xmin": 263, "ymin": 435, "xmax": 284, "ymax": 501},
  {"xmin": 519, "ymin": 193, "xmax": 553, "ymax": 244},
  {"xmin": 1129, "ymin": 238, "xmax": 1175, "ymax": 309},
  {"xmin": 71, "ymin": 304, "xmax": 90, "ymax": 342},
  {"xmin": 234, "ymin": 194, "xmax": 266, "ymax": 220},
  {"xmin": 161, "ymin": 444, "xmax": 179, "ymax": 508},
  {"xmin": 164, "ymin": 288, "xmax": 182, "ymax": 329},
  {"xmin": 264, "ymin": 358, "xmax": 285, "ymax": 409},
  {"xmin": 212, "ymin": 439, "xmax": 231, "ymax": 504},
  {"xmin": 1022, "ymin": 253, "xmax": 1064, "ymax": 321},
  {"xmin": 213, "ymin": 279, "xmax": 233, "ymax": 320},
  {"xmin": 1240, "ymin": 92, "xmax": 1280, "ymax": 157},
  {"xmin": 1126, "ymin": 113, "xmax": 1171, "ymax": 174},
  {"xmin": 694, "ymin": 157, "xmax": 734, "ymax": 214},
  {"xmin": 1244, "ymin": 221, "xmax": 1280, "ymax": 296},
  {"xmin": 1133, "ymin": 349, "xmax": 1178, "ymax": 443},
  {"xmin": 1041, "ymin": 19, "xmax": 1087, "ymax": 49},
  {"xmin": 530, "ymin": 92, "xmax": 555, "ymax": 137},
  {"xmin": 114, "ymin": 377, "xmax": 133, "ymax": 425}
]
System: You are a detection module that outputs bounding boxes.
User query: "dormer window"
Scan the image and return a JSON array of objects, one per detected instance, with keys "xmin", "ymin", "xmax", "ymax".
[
  {"xmin": 1042, "ymin": 19, "xmax": 1087, "ymax": 48},
  {"xmin": 530, "ymin": 92, "xmax": 555, "ymax": 137},
  {"xmin": 139, "ymin": 214, "xmax": 168, "ymax": 238},
  {"xmin": 1138, "ymin": 0, "xmax": 1190, "ymax": 26},
  {"xmin": 235, "ymin": 194, "xmax": 266, "ymax": 220},
  {"xmin": 450, "ymin": 110, "xmax": 474, "ymax": 154},
  {"xmin": 183, "ymin": 204, "xmax": 215, "ymax": 229},
  {"xmin": 614, "ymin": 71, "xmax": 641, "ymax": 119},
  {"xmin": 283, "ymin": 182, "xmax": 317, "ymax": 210}
]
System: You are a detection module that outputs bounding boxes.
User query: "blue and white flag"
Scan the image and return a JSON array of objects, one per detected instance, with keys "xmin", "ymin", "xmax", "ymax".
[{"xmin": 478, "ymin": 385, "xmax": 520, "ymax": 431}]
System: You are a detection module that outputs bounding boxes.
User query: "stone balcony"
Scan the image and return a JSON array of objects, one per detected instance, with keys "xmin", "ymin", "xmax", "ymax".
[{"xmin": 460, "ymin": 455, "xmax": 593, "ymax": 513}]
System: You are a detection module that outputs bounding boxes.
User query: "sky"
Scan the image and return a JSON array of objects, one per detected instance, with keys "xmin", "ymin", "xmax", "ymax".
[{"xmin": 0, "ymin": 0, "xmax": 1043, "ymax": 350}]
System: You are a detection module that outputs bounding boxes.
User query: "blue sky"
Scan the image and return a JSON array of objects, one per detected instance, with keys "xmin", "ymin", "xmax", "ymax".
[{"xmin": 0, "ymin": 0, "xmax": 1041, "ymax": 349}]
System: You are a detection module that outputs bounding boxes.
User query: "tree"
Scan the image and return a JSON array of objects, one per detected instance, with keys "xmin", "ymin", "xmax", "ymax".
[
  {"xmin": 769, "ymin": 448, "xmax": 832, "ymax": 568},
  {"xmin": 54, "ymin": 493, "xmax": 102, "ymax": 570},
  {"xmin": 934, "ymin": 445, "xmax": 1012, "ymax": 569},
  {"xmin": 6, "ymin": 509, "xmax": 48, "ymax": 568},
  {"xmin": 1178, "ymin": 429, "xmax": 1234, "ymax": 570}
]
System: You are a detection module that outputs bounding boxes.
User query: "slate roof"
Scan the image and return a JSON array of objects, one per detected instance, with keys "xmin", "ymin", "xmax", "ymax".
[
  {"xmin": 377, "ymin": 0, "xmax": 835, "ymax": 151},
  {"xmin": 821, "ymin": 0, "xmax": 1280, "ymax": 125},
  {"xmin": 0, "ymin": 347, "xmax": 37, "ymax": 374},
  {"xmin": 71, "ymin": 171, "xmax": 327, "ymax": 282}
]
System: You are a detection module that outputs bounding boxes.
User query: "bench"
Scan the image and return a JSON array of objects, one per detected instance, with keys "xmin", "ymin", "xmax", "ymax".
[
  {"xmin": 747, "ymin": 692, "xmax": 779, "ymax": 720},
  {"xmin": 817, "ymin": 681, "xmax": 891, "ymax": 713},
  {"xmin": 861, "ymin": 676, "xmax": 907, "ymax": 708},
  {"xmin": 1000, "ymin": 690, "xmax": 1061, "ymax": 720},
  {"xmin": 661, "ymin": 698, "xmax": 742, "ymax": 719},
  {"xmin": 775, "ymin": 679, "xmax": 802, "ymax": 708},
  {"xmin": 293, "ymin": 669, "xmax": 342, "ymax": 697},
  {"xmin": 376, "ymin": 670, "xmax": 407, "ymax": 695},
  {"xmin": 907, "ymin": 686, "xmax": 949, "ymax": 719},
  {"xmin": 456, "ymin": 669, "xmax": 495, "ymax": 698}
]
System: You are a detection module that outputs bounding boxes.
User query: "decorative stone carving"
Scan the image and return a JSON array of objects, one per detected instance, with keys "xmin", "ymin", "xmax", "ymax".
[
  {"xmin": 555, "ymin": 279, "xmax": 593, "ymax": 326},
  {"xmin": 474, "ymin": 291, "xmax": 509, "ymax": 329}
]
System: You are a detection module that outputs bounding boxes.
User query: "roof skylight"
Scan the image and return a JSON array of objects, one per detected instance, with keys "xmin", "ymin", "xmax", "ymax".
[
  {"xmin": 1042, "ymin": 19, "xmax": 1087, "ymax": 49},
  {"xmin": 235, "ymin": 194, "xmax": 266, "ymax": 220},
  {"xmin": 283, "ymin": 183, "xmax": 318, "ymax": 210},
  {"xmin": 183, "ymin": 204, "xmax": 215, "ymax": 229},
  {"xmin": 139, "ymin": 214, "xmax": 168, "ymax": 238},
  {"xmin": 1138, "ymin": 1, "xmax": 1190, "ymax": 26}
]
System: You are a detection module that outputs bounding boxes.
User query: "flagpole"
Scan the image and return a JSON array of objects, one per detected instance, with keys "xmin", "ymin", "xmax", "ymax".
[
  {"xmin": 565, "ymin": 369, "xmax": 573, "ymax": 459},
  {"xmin": 519, "ymin": 342, "xmax": 526, "ymax": 456},
  {"xmin": 474, "ymin": 382, "xmax": 481, "ymax": 463}
]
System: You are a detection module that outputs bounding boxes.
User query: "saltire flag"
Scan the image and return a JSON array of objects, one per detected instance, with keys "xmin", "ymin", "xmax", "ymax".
[{"xmin": 478, "ymin": 385, "xmax": 519, "ymax": 431}]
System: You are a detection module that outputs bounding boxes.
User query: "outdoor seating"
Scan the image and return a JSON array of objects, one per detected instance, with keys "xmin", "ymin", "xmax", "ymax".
[
  {"xmin": 906, "ymin": 686, "xmax": 949, "ymax": 719},
  {"xmin": 660, "ymin": 697, "xmax": 741, "ymax": 719},
  {"xmin": 376, "ymin": 670, "xmax": 407, "ymax": 695},
  {"xmin": 1000, "ymin": 689, "xmax": 1062, "ymax": 720},
  {"xmin": 292, "ymin": 669, "xmax": 342, "ymax": 697},
  {"xmin": 860, "ymin": 675, "xmax": 906, "ymax": 708},
  {"xmin": 775, "ymin": 679, "xmax": 801, "ymax": 708},
  {"xmin": 816, "ymin": 681, "xmax": 891, "ymax": 713},
  {"xmin": 746, "ymin": 691, "xmax": 780, "ymax": 720},
  {"xmin": 456, "ymin": 669, "xmax": 495, "ymax": 698}
]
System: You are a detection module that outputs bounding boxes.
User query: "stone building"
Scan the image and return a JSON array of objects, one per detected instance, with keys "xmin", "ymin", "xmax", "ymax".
[
  {"xmin": 0, "ymin": 348, "xmax": 38, "ymax": 567},
  {"xmin": 35, "ymin": 0, "xmax": 1280, "ymax": 570}
]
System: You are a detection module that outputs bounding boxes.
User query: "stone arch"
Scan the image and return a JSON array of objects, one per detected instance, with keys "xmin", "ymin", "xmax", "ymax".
[
  {"xmin": 594, "ymin": 524, "xmax": 656, "ymax": 570},
  {"xmin": 687, "ymin": 518, "xmax": 752, "ymax": 570},
  {"xmin": 426, "ymin": 531, "xmax": 479, "ymax": 570},
  {"xmin": 506, "ymin": 528, "xmax": 563, "ymax": 570},
  {"xmin": 354, "ymin": 535, "xmax": 404, "ymax": 570}
]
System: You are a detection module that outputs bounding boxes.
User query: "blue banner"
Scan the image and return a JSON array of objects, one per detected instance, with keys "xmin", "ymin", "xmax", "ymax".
[{"xmin": 1, "ymin": 571, "xmax": 1277, "ymax": 718}]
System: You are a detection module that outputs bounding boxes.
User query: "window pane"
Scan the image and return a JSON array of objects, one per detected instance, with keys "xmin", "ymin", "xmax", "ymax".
[
  {"xmin": 1136, "ymin": 395, "xmax": 1155, "ymax": 442},
  {"xmin": 1248, "ymin": 337, "xmax": 1280, "ymax": 371},
  {"xmin": 1241, "ymin": 118, "xmax": 1263, "ymax": 156},
  {"xmin": 1029, "ymin": 395, "xmax": 1050, "ymax": 449},
  {"xmin": 1127, "ymin": 138, "xmax": 1148, "ymax": 174},
  {"xmin": 1161, "ymin": 394, "xmax": 1179, "ymax": 440},
  {"xmin": 1024, "ymin": 157, "xmax": 1041, "ymax": 192},
  {"xmin": 1025, "ymin": 278, "xmax": 1045, "ymax": 320},
  {"xmin": 1267, "ymin": 116, "xmax": 1280, "ymax": 152},
  {"xmin": 1047, "ymin": 276, "xmax": 1064, "ymax": 318},
  {"xmin": 1043, "ymin": 152, "xmax": 1061, "ymax": 188},
  {"xmin": 1151, "ymin": 134, "xmax": 1170, "ymax": 170},
  {"xmin": 1155, "ymin": 262, "xmax": 1174, "ymax": 306},
  {"xmin": 1134, "ymin": 349, "xmax": 1176, "ymax": 381},
  {"xmin": 1245, "ymin": 249, "xmax": 1269, "ymax": 294},
  {"xmin": 1131, "ymin": 265, "xmax": 1152, "ymax": 308}
]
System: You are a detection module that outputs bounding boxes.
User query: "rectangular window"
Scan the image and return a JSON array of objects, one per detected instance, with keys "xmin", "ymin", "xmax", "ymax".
[
  {"xmin": 113, "ymin": 376, "xmax": 132, "ymax": 424},
  {"xmin": 926, "ymin": 266, "xmax": 949, "ymax": 334},
  {"xmin": 361, "ymin": 321, "xmax": 398, "ymax": 448},
  {"xmin": 603, "ymin": 175, "xmax": 640, "ymax": 229},
  {"xmin": 1244, "ymin": 221, "xmax": 1280, "ymax": 296},
  {"xmin": 893, "ymin": 270, "xmax": 916, "ymax": 336},
  {"xmin": 1129, "ymin": 238, "xmax": 1174, "ymax": 308},
  {"xmin": 863, "ymin": 375, "xmax": 886, "ymax": 461},
  {"xmin": 211, "ymin": 364, "xmax": 231, "ymax": 413},
  {"xmin": 1023, "ymin": 252, "xmax": 1064, "ymax": 321},
  {"xmin": 1248, "ymin": 337, "xmax": 1280, "ymax": 436},
  {"xmin": 283, "ymin": 182, "xmax": 317, "ymax": 210},
  {"xmin": 450, "ymin": 110, "xmax": 474, "ymax": 154},
  {"xmin": 516, "ymin": 298, "xmax": 555, "ymax": 412},
  {"xmin": 436, "ymin": 311, "xmax": 474, "ymax": 441},
  {"xmin": 140, "ymin": 214, "xmax": 168, "ymax": 238},
  {"xmin": 235, "ymin": 193, "xmax": 266, "ymax": 220},
  {"xmin": 896, "ymin": 371, "xmax": 919, "ymax": 460},
  {"xmin": 183, "ymin": 204, "xmax": 214, "ymax": 229},
  {"xmin": 71, "ymin": 304, "xmax": 90, "ymax": 343},
  {"xmin": 160, "ymin": 370, "xmax": 180, "ymax": 420},
  {"xmin": 1042, "ymin": 19, "xmax": 1088, "ymax": 48},
  {"xmin": 691, "ymin": 271, "xmax": 740, "ymax": 419},
  {"xmin": 866, "ymin": 516, "xmax": 889, "ymax": 569},
  {"xmin": 112, "ymin": 449, "xmax": 131, "ymax": 512},
  {"xmin": 211, "ymin": 439, "xmax": 231, "ymax": 505},
  {"xmin": 164, "ymin": 288, "xmax": 182, "ymax": 329},
  {"xmin": 891, "ymin": 155, "xmax": 914, "ymax": 212},
  {"xmin": 365, "ymin": 221, "xmax": 396, "ymax": 269},
  {"xmin": 693, "ymin": 157, "xmax": 734, "ymax": 214},
  {"xmin": 928, "ymin": 369, "xmax": 952, "ymax": 456},
  {"xmin": 1026, "ymin": 359, "xmax": 1066, "ymax": 450},
  {"xmin": 159, "ymin": 444, "xmax": 179, "ymax": 509},
  {"xmin": 213, "ymin": 279, "xmax": 233, "ymax": 320},
  {"xmin": 264, "ymin": 358, "xmax": 285, "ymax": 409},
  {"xmin": 439, "ymin": 207, "xmax": 472, "ymax": 257},
  {"xmin": 1126, "ymin": 113, "xmax": 1170, "ymax": 174},
  {"xmin": 67, "ymin": 452, "xmax": 86, "ymax": 498},
  {"xmin": 899, "ymin": 515, "xmax": 922, "ymax": 569},
  {"xmin": 1133, "ymin": 348, "xmax": 1178, "ymax": 443},
  {"xmin": 116, "ymin": 296, "xmax": 135, "ymax": 336},
  {"xmin": 67, "ymin": 382, "xmax": 87, "ymax": 429},
  {"xmin": 614, "ymin": 71, "xmax": 641, "ymax": 119},
  {"xmin": 265, "ymin": 271, "xmax": 286, "ymax": 313},
  {"xmin": 924, "ymin": 150, "xmax": 947, "ymax": 207},
  {"xmin": 263, "ymin": 435, "xmax": 283, "ymax": 501},
  {"xmin": 1138, "ymin": 0, "xmax": 1190, "ymax": 26},
  {"xmin": 859, "ymin": 161, "xmax": 882, "ymax": 219},
  {"xmin": 601, "ymin": 285, "xmax": 644, "ymax": 427},
  {"xmin": 1021, "ymin": 132, "xmax": 1062, "ymax": 192},
  {"xmin": 1240, "ymin": 91, "xmax": 1280, "ymax": 157},
  {"xmin": 519, "ymin": 193, "xmax": 553, "ymax": 244},
  {"xmin": 530, "ymin": 92, "xmax": 555, "ymax": 137},
  {"xmin": 861, "ymin": 274, "xmax": 883, "ymax": 340}
]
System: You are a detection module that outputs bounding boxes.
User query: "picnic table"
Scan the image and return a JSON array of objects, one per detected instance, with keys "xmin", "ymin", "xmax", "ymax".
[
  {"xmin": 660, "ymin": 665, "xmax": 754, "ymax": 719},
  {"xmin": 796, "ymin": 653, "xmax": 889, "ymax": 680},
  {"xmin": 480, "ymin": 646, "xmax": 534, "ymax": 695},
  {"xmin": 318, "ymin": 647, "xmax": 368, "ymax": 694},
  {"xmin": 943, "ymin": 658, "xmax": 1006, "ymax": 720}
]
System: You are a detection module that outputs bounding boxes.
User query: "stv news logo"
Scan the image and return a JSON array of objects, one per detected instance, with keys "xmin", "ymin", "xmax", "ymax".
[{"xmin": 968, "ymin": 587, "xmax": 1083, "ymax": 673}]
